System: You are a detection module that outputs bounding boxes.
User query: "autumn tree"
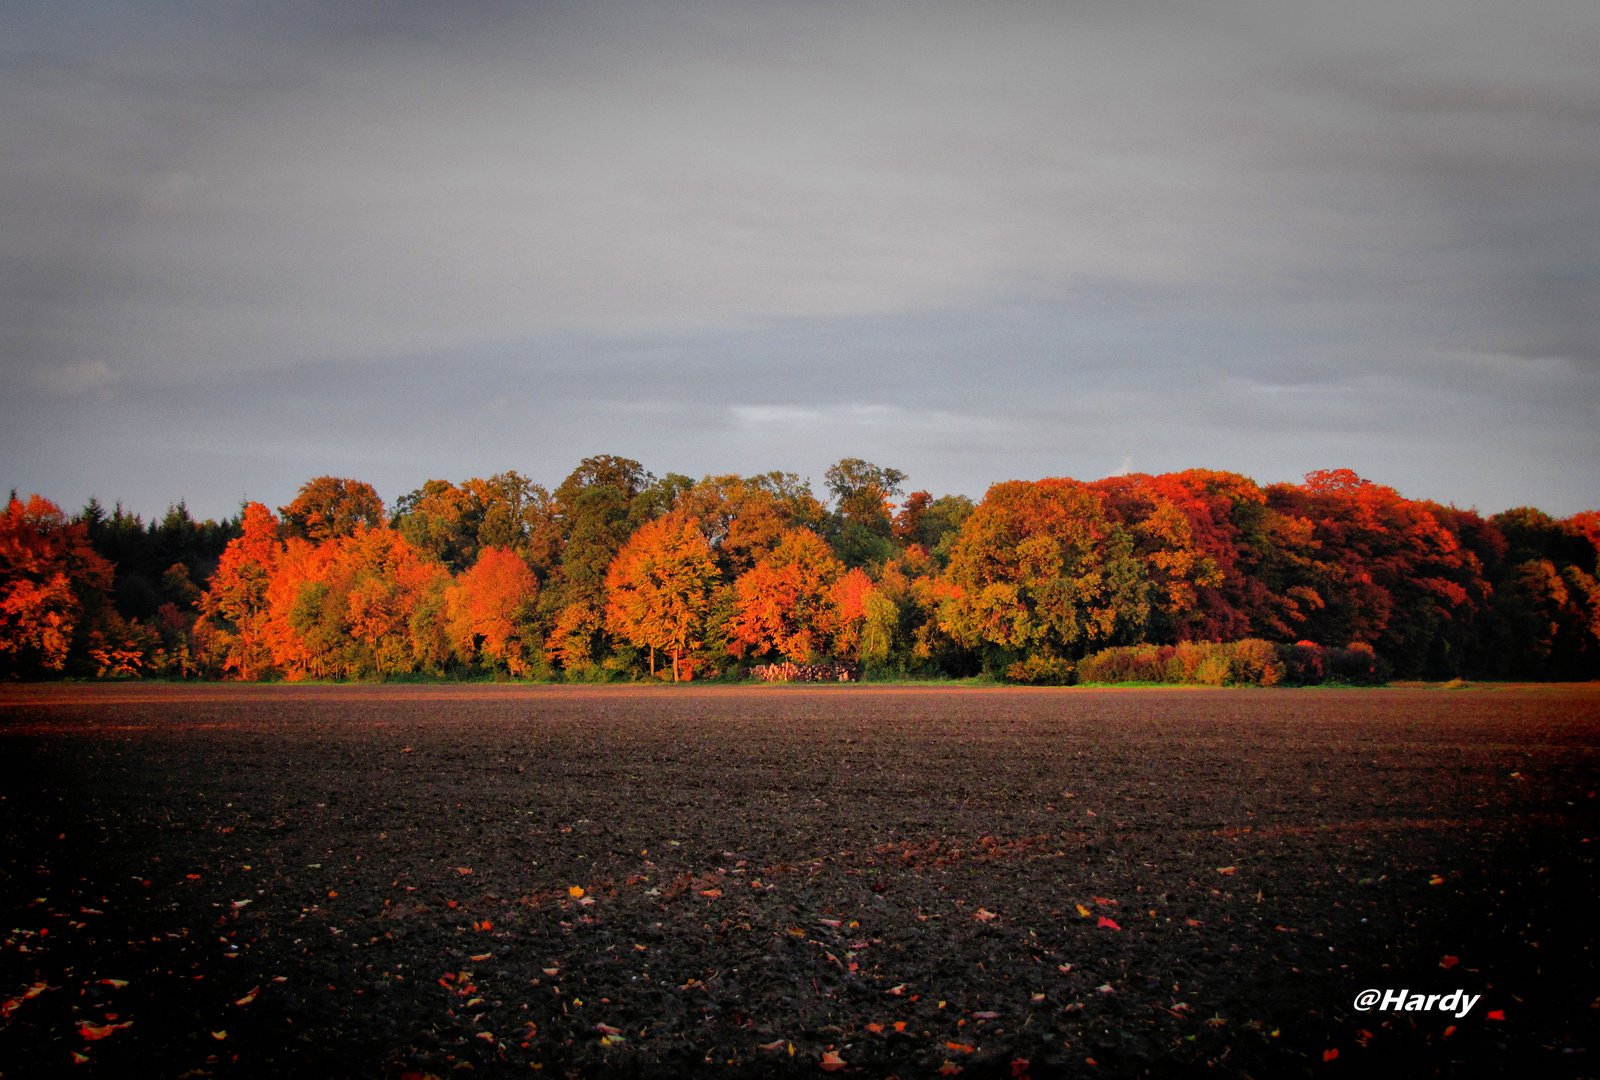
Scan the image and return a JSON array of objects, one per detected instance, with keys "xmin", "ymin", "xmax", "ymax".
[
  {"xmin": 194, "ymin": 502, "xmax": 284, "ymax": 678},
  {"xmin": 604, "ymin": 512, "xmax": 720, "ymax": 680},
  {"xmin": 727, "ymin": 529, "xmax": 845, "ymax": 662},
  {"xmin": 942, "ymin": 478, "xmax": 1153, "ymax": 678},
  {"xmin": 0, "ymin": 495, "xmax": 115, "ymax": 676},
  {"xmin": 1266, "ymin": 470, "xmax": 1490, "ymax": 678},
  {"xmin": 253, "ymin": 524, "xmax": 450, "ymax": 680},
  {"xmin": 676, "ymin": 473, "xmax": 828, "ymax": 577},
  {"xmin": 279, "ymin": 477, "xmax": 385, "ymax": 541},
  {"xmin": 446, "ymin": 546, "xmax": 540, "ymax": 675}
]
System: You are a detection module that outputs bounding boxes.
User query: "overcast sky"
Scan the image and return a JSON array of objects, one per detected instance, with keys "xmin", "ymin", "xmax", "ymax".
[{"xmin": 3, "ymin": 0, "xmax": 1597, "ymax": 521}]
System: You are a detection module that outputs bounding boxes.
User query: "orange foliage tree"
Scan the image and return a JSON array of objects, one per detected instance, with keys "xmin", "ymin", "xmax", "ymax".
[
  {"xmin": 604, "ymin": 512, "xmax": 720, "ymax": 680},
  {"xmin": 446, "ymin": 546, "xmax": 539, "ymax": 675},
  {"xmin": 727, "ymin": 529, "xmax": 844, "ymax": 662},
  {"xmin": 259, "ymin": 525, "xmax": 450, "ymax": 680},
  {"xmin": 196, "ymin": 502, "xmax": 284, "ymax": 678},
  {"xmin": 278, "ymin": 476, "xmax": 385, "ymax": 541},
  {"xmin": 0, "ymin": 495, "xmax": 114, "ymax": 675}
]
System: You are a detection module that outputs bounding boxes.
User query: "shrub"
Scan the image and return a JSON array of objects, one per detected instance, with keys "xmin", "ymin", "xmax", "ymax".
[
  {"xmin": 1227, "ymin": 638, "xmax": 1285, "ymax": 687},
  {"xmin": 1079, "ymin": 638, "xmax": 1286, "ymax": 687},
  {"xmin": 1004, "ymin": 654, "xmax": 1075, "ymax": 685},
  {"xmin": 1077, "ymin": 644, "xmax": 1174, "ymax": 684}
]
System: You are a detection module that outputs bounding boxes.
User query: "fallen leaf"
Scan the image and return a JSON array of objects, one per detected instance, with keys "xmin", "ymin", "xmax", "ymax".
[
  {"xmin": 542, "ymin": 968, "xmax": 559, "ymax": 976},
  {"xmin": 1440, "ymin": 955, "xmax": 1460, "ymax": 969},
  {"xmin": 1032, "ymin": 992, "xmax": 1045, "ymax": 1001},
  {"xmin": 470, "ymin": 954, "xmax": 492, "ymax": 962},
  {"xmin": 234, "ymin": 987, "xmax": 259, "ymax": 1006},
  {"xmin": 1091, "ymin": 896, "xmax": 1118, "ymax": 906},
  {"xmin": 1185, "ymin": 919, "xmax": 1202, "ymax": 927},
  {"xmin": 759, "ymin": 1040, "xmax": 785, "ymax": 1051},
  {"xmin": 1058, "ymin": 964, "xmax": 1072, "ymax": 973},
  {"xmin": 79, "ymin": 1022, "xmax": 132, "ymax": 1041},
  {"xmin": 1429, "ymin": 875, "xmax": 1444, "ymax": 886},
  {"xmin": 699, "ymin": 889, "xmax": 723, "ymax": 899},
  {"xmin": 568, "ymin": 886, "xmax": 585, "ymax": 898},
  {"xmin": 893, "ymin": 1021, "xmax": 907, "ymax": 1032},
  {"xmin": 819, "ymin": 918, "xmax": 842, "ymax": 928},
  {"xmin": 938, "ymin": 1063, "xmax": 964, "ymax": 1076},
  {"xmin": 1097, "ymin": 916, "xmax": 1121, "ymax": 930},
  {"xmin": 1075, "ymin": 904, "xmax": 1092, "ymax": 918},
  {"xmin": 974, "ymin": 908, "xmax": 998, "ymax": 922},
  {"xmin": 72, "ymin": 1051, "xmax": 90, "ymax": 1064},
  {"xmin": 866, "ymin": 1022, "xmax": 884, "ymax": 1033},
  {"xmin": 1323, "ymin": 1049, "xmax": 1339, "ymax": 1062},
  {"xmin": 596, "ymin": 1023, "xmax": 622, "ymax": 1035},
  {"xmin": 476, "ymin": 1032, "xmax": 495, "ymax": 1041},
  {"xmin": 1486, "ymin": 1010, "xmax": 1505, "ymax": 1021},
  {"xmin": 1443, "ymin": 1025, "xmax": 1457, "ymax": 1039},
  {"xmin": 972, "ymin": 1011, "xmax": 999, "ymax": 1019},
  {"xmin": 1096, "ymin": 983, "xmax": 1114, "ymax": 994},
  {"xmin": 210, "ymin": 1030, "xmax": 226, "ymax": 1041},
  {"xmin": 457, "ymin": 867, "xmax": 473, "ymax": 876},
  {"xmin": 1216, "ymin": 867, "xmax": 1237, "ymax": 876},
  {"xmin": 887, "ymin": 984, "xmax": 906, "ymax": 995},
  {"xmin": 946, "ymin": 1042, "xmax": 975, "ymax": 1053},
  {"xmin": 820, "ymin": 1050, "xmax": 847, "ymax": 1071},
  {"xmin": 98, "ymin": 980, "xmax": 129, "ymax": 989}
]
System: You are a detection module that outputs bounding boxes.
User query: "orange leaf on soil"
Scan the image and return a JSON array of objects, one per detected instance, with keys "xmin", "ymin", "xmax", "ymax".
[
  {"xmin": 234, "ymin": 987, "xmax": 259, "ymax": 1006},
  {"xmin": 1323, "ymin": 1049, "xmax": 1339, "ymax": 1062},
  {"xmin": 1098, "ymin": 917, "xmax": 1121, "ymax": 930},
  {"xmin": 887, "ymin": 984, "xmax": 906, "ymax": 995},
  {"xmin": 893, "ymin": 1021, "xmax": 907, "ymax": 1032},
  {"xmin": 974, "ymin": 908, "xmax": 998, "ymax": 922},
  {"xmin": 938, "ymin": 1061, "xmax": 964, "ymax": 1075},
  {"xmin": 820, "ymin": 1050, "xmax": 847, "ymax": 1071},
  {"xmin": 596, "ymin": 1023, "xmax": 622, "ymax": 1035},
  {"xmin": 1487, "ymin": 1010, "xmax": 1505, "ymax": 1020},
  {"xmin": 866, "ymin": 1022, "xmax": 883, "ymax": 1033},
  {"xmin": 1091, "ymin": 897, "xmax": 1118, "ymax": 906},
  {"xmin": 700, "ymin": 889, "xmax": 723, "ymax": 898},
  {"xmin": 471, "ymin": 954, "xmax": 492, "ymax": 962},
  {"xmin": 569, "ymin": 886, "xmax": 585, "ymax": 898},
  {"xmin": 72, "ymin": 1051, "xmax": 90, "ymax": 1064},
  {"xmin": 1075, "ymin": 904, "xmax": 1092, "ymax": 917},
  {"xmin": 79, "ymin": 1022, "xmax": 131, "ymax": 1041},
  {"xmin": 946, "ymin": 1042, "xmax": 975, "ymax": 1053},
  {"xmin": 1439, "ymin": 955, "xmax": 1460, "ymax": 969}
]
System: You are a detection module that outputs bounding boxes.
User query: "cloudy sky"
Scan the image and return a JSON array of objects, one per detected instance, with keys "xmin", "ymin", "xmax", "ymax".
[{"xmin": 3, "ymin": 0, "xmax": 1597, "ymax": 521}]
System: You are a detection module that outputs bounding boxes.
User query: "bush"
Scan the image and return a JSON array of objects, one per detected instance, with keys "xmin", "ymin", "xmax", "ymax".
[
  {"xmin": 1004, "ymin": 654, "xmax": 1075, "ymax": 685},
  {"xmin": 1078, "ymin": 639, "xmax": 1286, "ymax": 687},
  {"xmin": 1077, "ymin": 644, "xmax": 1175, "ymax": 684}
]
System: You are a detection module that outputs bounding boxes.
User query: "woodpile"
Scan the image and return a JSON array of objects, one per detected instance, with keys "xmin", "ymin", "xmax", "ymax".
[{"xmin": 747, "ymin": 661, "xmax": 861, "ymax": 683}]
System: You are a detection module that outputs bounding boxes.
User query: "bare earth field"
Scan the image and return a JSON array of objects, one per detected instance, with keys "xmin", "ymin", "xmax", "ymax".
[{"xmin": 1, "ymin": 684, "xmax": 1596, "ymax": 1079}]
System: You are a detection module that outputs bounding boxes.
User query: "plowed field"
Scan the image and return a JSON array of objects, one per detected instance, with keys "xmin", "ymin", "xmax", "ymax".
[{"xmin": 1, "ymin": 684, "xmax": 1596, "ymax": 1078}]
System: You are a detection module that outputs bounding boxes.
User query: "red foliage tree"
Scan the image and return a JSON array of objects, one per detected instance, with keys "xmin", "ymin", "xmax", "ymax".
[{"xmin": 0, "ymin": 495, "xmax": 114, "ymax": 675}]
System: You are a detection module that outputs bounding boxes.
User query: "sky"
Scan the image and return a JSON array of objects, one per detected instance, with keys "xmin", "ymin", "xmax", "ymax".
[{"xmin": 3, "ymin": 0, "xmax": 1597, "ymax": 522}]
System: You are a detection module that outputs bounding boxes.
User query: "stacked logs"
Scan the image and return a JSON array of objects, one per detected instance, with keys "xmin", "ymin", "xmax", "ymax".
[{"xmin": 747, "ymin": 661, "xmax": 860, "ymax": 683}]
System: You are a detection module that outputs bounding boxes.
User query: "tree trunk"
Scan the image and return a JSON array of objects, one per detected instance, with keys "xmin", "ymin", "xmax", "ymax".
[
  {"xmin": 650, "ymin": 646, "xmax": 655, "ymax": 677},
  {"xmin": 672, "ymin": 649, "xmax": 679, "ymax": 683}
]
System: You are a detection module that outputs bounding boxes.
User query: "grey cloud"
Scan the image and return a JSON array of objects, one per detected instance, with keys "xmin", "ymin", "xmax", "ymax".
[{"xmin": 2, "ymin": 0, "xmax": 1597, "ymax": 517}]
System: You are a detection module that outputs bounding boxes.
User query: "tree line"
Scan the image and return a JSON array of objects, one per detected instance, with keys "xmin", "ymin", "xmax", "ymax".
[{"xmin": 3, "ymin": 457, "xmax": 1597, "ymax": 683}]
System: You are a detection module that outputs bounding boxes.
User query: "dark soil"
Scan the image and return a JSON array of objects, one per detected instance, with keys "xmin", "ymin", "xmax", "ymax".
[{"xmin": 1, "ymin": 684, "xmax": 1597, "ymax": 1078}]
